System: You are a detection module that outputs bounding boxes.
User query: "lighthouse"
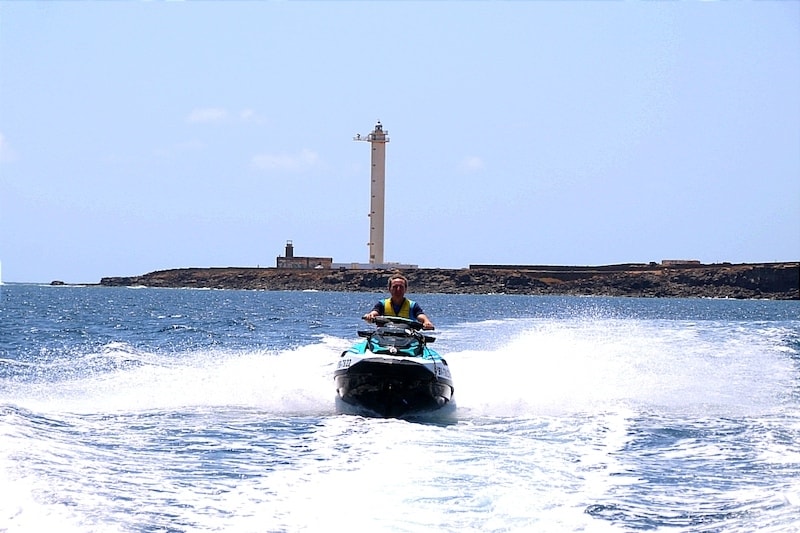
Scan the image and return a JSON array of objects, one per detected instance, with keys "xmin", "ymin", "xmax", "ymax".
[{"xmin": 354, "ymin": 121, "xmax": 390, "ymax": 265}]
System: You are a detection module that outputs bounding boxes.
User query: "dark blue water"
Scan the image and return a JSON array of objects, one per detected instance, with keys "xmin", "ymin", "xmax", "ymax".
[{"xmin": 2, "ymin": 284, "xmax": 799, "ymax": 532}]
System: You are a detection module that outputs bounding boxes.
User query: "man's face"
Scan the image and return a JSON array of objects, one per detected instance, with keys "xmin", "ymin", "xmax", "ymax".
[{"xmin": 390, "ymin": 280, "xmax": 406, "ymax": 298}]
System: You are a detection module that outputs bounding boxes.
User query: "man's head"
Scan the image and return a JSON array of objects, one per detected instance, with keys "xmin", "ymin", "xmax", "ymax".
[{"xmin": 388, "ymin": 274, "xmax": 408, "ymax": 298}]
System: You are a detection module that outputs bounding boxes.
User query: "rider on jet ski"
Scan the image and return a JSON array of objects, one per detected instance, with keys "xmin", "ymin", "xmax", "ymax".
[{"xmin": 362, "ymin": 273, "xmax": 435, "ymax": 330}]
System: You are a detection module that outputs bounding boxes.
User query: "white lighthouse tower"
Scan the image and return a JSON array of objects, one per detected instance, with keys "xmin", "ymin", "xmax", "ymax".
[{"xmin": 354, "ymin": 121, "xmax": 390, "ymax": 265}]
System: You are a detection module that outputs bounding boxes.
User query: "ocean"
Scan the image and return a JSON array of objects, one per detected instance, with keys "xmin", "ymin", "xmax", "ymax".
[{"xmin": 1, "ymin": 284, "xmax": 799, "ymax": 532}]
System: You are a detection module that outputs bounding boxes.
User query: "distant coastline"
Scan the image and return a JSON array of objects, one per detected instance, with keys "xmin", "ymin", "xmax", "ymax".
[{"xmin": 96, "ymin": 262, "xmax": 800, "ymax": 300}]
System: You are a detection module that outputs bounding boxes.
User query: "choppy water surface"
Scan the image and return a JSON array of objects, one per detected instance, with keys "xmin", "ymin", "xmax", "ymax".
[{"xmin": 1, "ymin": 285, "xmax": 798, "ymax": 532}]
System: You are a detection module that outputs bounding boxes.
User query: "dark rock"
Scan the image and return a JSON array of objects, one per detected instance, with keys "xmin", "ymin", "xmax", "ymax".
[{"xmin": 98, "ymin": 262, "xmax": 800, "ymax": 300}]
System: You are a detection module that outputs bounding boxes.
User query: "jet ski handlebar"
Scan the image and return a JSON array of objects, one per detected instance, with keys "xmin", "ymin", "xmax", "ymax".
[
  {"xmin": 358, "ymin": 316, "xmax": 436, "ymax": 343},
  {"xmin": 373, "ymin": 316, "xmax": 424, "ymax": 330}
]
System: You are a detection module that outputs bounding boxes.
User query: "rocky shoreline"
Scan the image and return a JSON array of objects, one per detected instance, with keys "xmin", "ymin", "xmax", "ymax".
[{"xmin": 98, "ymin": 262, "xmax": 799, "ymax": 300}]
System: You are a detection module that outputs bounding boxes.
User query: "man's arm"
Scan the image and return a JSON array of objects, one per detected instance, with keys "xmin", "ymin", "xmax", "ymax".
[
  {"xmin": 416, "ymin": 313, "xmax": 435, "ymax": 330},
  {"xmin": 362, "ymin": 303, "xmax": 382, "ymax": 322}
]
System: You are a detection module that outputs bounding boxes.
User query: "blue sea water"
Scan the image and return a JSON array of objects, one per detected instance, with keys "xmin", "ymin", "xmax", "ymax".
[{"xmin": 1, "ymin": 283, "xmax": 799, "ymax": 532}]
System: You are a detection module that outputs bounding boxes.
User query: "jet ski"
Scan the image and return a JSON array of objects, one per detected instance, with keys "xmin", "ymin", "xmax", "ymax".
[{"xmin": 334, "ymin": 316, "xmax": 455, "ymax": 418}]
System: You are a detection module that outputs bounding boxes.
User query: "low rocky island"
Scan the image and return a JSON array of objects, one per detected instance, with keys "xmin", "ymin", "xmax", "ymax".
[{"xmin": 100, "ymin": 262, "xmax": 799, "ymax": 300}]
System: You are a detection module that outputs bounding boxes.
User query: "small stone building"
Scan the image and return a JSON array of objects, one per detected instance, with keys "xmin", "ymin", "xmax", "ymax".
[{"xmin": 276, "ymin": 241, "xmax": 332, "ymax": 269}]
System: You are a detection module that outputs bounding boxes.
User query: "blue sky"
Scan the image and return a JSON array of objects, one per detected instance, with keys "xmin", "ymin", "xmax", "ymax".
[{"xmin": 1, "ymin": 1, "xmax": 798, "ymax": 283}]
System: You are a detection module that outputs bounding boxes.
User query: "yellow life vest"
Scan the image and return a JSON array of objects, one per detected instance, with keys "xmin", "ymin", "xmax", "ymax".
[{"xmin": 382, "ymin": 298, "xmax": 413, "ymax": 319}]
